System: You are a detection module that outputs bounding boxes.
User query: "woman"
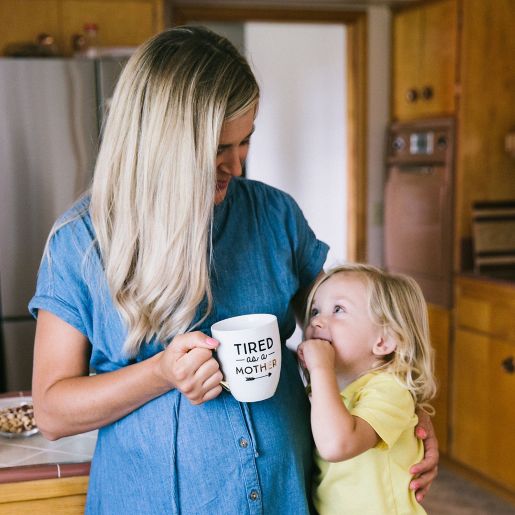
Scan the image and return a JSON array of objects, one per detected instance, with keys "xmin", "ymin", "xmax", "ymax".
[{"xmin": 30, "ymin": 26, "xmax": 437, "ymax": 514}]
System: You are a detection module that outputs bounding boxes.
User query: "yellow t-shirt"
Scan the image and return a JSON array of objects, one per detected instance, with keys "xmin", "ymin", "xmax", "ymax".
[{"xmin": 312, "ymin": 372, "xmax": 426, "ymax": 515}]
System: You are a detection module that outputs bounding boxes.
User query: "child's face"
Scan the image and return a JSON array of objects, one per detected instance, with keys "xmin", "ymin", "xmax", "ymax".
[{"xmin": 305, "ymin": 272, "xmax": 382, "ymax": 375}]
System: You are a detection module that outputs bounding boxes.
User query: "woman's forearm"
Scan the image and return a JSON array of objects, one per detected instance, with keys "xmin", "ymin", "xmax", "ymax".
[{"xmin": 35, "ymin": 351, "xmax": 172, "ymax": 439}]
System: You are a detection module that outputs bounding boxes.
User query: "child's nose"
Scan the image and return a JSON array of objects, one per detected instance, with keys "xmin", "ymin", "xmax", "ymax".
[{"xmin": 310, "ymin": 315, "xmax": 325, "ymax": 328}]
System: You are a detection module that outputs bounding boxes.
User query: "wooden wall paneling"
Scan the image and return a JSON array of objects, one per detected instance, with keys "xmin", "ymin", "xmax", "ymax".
[{"xmin": 456, "ymin": 0, "xmax": 515, "ymax": 250}]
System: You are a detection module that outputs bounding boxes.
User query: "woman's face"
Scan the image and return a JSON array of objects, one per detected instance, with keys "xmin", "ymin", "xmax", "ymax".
[{"xmin": 215, "ymin": 108, "xmax": 255, "ymax": 205}]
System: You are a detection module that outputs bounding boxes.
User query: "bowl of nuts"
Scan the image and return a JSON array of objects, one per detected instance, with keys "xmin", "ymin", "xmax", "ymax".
[{"xmin": 0, "ymin": 397, "xmax": 38, "ymax": 438}]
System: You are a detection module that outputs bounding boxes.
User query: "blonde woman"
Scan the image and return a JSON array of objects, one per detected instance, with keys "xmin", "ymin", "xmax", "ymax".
[
  {"xmin": 29, "ymin": 27, "xmax": 437, "ymax": 514},
  {"xmin": 298, "ymin": 264, "xmax": 438, "ymax": 514}
]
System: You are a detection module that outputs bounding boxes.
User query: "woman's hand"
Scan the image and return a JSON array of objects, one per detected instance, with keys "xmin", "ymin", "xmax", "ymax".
[
  {"xmin": 298, "ymin": 339, "xmax": 335, "ymax": 373},
  {"xmin": 410, "ymin": 409, "xmax": 439, "ymax": 502},
  {"xmin": 156, "ymin": 331, "xmax": 223, "ymax": 405}
]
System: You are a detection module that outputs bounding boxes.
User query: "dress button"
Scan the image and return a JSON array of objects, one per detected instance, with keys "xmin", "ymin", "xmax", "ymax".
[
  {"xmin": 239, "ymin": 438, "xmax": 249, "ymax": 448},
  {"xmin": 249, "ymin": 490, "xmax": 259, "ymax": 501}
]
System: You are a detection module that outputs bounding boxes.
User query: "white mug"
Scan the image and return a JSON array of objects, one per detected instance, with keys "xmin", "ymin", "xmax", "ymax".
[{"xmin": 211, "ymin": 314, "xmax": 282, "ymax": 402}]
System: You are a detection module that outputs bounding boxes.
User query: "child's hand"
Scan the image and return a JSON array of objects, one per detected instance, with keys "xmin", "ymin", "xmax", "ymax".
[{"xmin": 298, "ymin": 339, "xmax": 335, "ymax": 373}]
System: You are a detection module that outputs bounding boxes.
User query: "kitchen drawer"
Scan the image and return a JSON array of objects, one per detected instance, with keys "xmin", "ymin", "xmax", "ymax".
[{"xmin": 456, "ymin": 277, "xmax": 515, "ymax": 342}]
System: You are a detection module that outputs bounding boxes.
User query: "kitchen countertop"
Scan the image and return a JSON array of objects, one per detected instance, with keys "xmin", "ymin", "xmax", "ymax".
[
  {"xmin": 458, "ymin": 270, "xmax": 515, "ymax": 287},
  {"xmin": 0, "ymin": 392, "xmax": 95, "ymax": 484}
]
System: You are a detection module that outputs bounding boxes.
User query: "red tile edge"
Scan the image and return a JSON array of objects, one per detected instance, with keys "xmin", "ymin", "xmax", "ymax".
[{"xmin": 0, "ymin": 462, "xmax": 90, "ymax": 484}]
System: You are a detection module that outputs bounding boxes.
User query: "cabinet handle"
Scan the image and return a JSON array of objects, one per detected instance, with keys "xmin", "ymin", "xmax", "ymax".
[
  {"xmin": 501, "ymin": 356, "xmax": 514, "ymax": 374},
  {"xmin": 421, "ymin": 85, "xmax": 434, "ymax": 100},
  {"xmin": 406, "ymin": 88, "xmax": 418, "ymax": 103}
]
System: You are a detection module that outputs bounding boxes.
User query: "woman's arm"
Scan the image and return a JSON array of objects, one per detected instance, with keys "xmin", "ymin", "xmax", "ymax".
[
  {"xmin": 299, "ymin": 339, "xmax": 379, "ymax": 462},
  {"xmin": 32, "ymin": 310, "xmax": 222, "ymax": 440},
  {"xmin": 292, "ymin": 270, "xmax": 325, "ymax": 325},
  {"xmin": 409, "ymin": 410, "xmax": 439, "ymax": 501}
]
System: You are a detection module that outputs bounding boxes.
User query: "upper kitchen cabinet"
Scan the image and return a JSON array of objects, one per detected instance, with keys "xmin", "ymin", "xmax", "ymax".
[
  {"xmin": 0, "ymin": 0, "xmax": 165, "ymax": 56},
  {"xmin": 392, "ymin": 0, "xmax": 457, "ymax": 120}
]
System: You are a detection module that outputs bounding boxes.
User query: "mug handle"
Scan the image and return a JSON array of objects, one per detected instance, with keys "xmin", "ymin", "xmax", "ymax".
[{"xmin": 220, "ymin": 380, "xmax": 231, "ymax": 392}]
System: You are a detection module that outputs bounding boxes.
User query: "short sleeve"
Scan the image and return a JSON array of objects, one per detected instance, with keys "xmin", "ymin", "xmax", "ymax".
[
  {"xmin": 28, "ymin": 221, "xmax": 92, "ymax": 338},
  {"xmin": 349, "ymin": 374, "xmax": 417, "ymax": 449},
  {"xmin": 284, "ymin": 193, "xmax": 329, "ymax": 290}
]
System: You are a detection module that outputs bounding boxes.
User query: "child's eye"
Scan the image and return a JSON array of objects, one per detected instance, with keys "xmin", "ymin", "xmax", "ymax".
[
  {"xmin": 334, "ymin": 305, "xmax": 346, "ymax": 314},
  {"xmin": 310, "ymin": 307, "xmax": 319, "ymax": 317}
]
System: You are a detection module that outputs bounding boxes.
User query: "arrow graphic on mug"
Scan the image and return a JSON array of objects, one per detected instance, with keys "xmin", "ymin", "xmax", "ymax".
[{"xmin": 246, "ymin": 373, "xmax": 272, "ymax": 381}]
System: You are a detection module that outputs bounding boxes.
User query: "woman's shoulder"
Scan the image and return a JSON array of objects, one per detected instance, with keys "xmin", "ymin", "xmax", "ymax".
[
  {"xmin": 48, "ymin": 194, "xmax": 95, "ymax": 251},
  {"xmin": 234, "ymin": 177, "xmax": 290, "ymax": 198},
  {"xmin": 232, "ymin": 177, "xmax": 298, "ymax": 210}
]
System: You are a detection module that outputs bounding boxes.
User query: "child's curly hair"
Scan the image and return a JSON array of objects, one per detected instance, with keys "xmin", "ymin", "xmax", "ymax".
[{"xmin": 304, "ymin": 264, "xmax": 437, "ymax": 414}]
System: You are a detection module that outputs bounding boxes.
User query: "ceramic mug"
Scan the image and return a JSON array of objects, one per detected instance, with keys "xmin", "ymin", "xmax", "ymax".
[{"xmin": 211, "ymin": 314, "xmax": 281, "ymax": 402}]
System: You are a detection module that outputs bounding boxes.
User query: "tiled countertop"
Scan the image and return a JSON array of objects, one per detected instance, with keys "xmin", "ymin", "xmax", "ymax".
[{"xmin": 0, "ymin": 392, "xmax": 95, "ymax": 483}]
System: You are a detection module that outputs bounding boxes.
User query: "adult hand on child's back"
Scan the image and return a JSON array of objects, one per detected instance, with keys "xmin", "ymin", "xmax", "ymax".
[
  {"xmin": 156, "ymin": 331, "xmax": 223, "ymax": 405},
  {"xmin": 410, "ymin": 409, "xmax": 439, "ymax": 502}
]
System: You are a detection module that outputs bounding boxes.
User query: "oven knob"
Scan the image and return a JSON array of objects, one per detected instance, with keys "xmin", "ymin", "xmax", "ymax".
[
  {"xmin": 436, "ymin": 135, "xmax": 447, "ymax": 150},
  {"xmin": 392, "ymin": 137, "xmax": 405, "ymax": 152}
]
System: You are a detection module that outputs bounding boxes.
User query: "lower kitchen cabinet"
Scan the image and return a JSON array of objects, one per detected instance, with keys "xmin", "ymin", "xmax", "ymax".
[
  {"xmin": 451, "ymin": 277, "xmax": 515, "ymax": 492},
  {"xmin": 0, "ymin": 476, "xmax": 88, "ymax": 514}
]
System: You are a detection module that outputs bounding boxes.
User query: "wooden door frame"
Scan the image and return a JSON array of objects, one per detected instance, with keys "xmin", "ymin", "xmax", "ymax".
[{"xmin": 169, "ymin": 4, "xmax": 368, "ymax": 261}]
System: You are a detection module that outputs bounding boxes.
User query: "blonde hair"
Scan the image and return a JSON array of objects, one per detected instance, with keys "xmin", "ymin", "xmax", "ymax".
[
  {"xmin": 90, "ymin": 26, "xmax": 259, "ymax": 356},
  {"xmin": 305, "ymin": 264, "xmax": 437, "ymax": 413}
]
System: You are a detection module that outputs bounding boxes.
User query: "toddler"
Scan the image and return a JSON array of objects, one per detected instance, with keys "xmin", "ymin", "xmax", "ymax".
[{"xmin": 298, "ymin": 264, "xmax": 436, "ymax": 515}]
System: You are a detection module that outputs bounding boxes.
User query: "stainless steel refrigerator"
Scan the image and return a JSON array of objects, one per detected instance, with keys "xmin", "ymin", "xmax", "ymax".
[{"xmin": 0, "ymin": 57, "xmax": 128, "ymax": 391}]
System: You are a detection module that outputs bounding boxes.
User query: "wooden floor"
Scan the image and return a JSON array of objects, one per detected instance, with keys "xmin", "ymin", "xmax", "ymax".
[{"xmin": 422, "ymin": 462, "xmax": 515, "ymax": 514}]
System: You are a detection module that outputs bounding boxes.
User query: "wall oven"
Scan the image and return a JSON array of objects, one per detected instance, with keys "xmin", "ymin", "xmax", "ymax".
[{"xmin": 384, "ymin": 118, "xmax": 454, "ymax": 308}]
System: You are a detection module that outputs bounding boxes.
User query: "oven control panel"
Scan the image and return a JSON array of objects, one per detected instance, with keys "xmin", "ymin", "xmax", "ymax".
[{"xmin": 387, "ymin": 119, "xmax": 454, "ymax": 165}]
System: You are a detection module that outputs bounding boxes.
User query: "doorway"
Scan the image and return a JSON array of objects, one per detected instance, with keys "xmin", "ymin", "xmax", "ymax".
[{"xmin": 171, "ymin": 5, "xmax": 368, "ymax": 262}]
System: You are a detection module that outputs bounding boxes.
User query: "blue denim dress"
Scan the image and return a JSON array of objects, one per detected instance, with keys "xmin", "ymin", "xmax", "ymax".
[{"xmin": 29, "ymin": 178, "xmax": 329, "ymax": 514}]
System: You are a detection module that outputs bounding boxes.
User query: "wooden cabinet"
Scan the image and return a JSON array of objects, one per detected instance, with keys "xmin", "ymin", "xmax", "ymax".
[
  {"xmin": 0, "ymin": 476, "xmax": 88, "ymax": 514},
  {"xmin": 455, "ymin": 0, "xmax": 515, "ymax": 254},
  {"xmin": 427, "ymin": 304, "xmax": 450, "ymax": 454},
  {"xmin": 451, "ymin": 277, "xmax": 515, "ymax": 491},
  {"xmin": 392, "ymin": 0, "xmax": 457, "ymax": 120},
  {"xmin": 394, "ymin": 0, "xmax": 515, "ymax": 265},
  {"xmin": 0, "ymin": 0, "xmax": 165, "ymax": 56}
]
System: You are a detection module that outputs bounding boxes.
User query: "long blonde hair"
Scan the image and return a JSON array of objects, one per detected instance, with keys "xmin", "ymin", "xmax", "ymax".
[
  {"xmin": 90, "ymin": 26, "xmax": 259, "ymax": 356},
  {"xmin": 305, "ymin": 264, "xmax": 437, "ymax": 413}
]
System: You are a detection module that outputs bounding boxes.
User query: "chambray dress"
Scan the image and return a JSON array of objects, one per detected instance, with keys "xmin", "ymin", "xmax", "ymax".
[{"xmin": 29, "ymin": 177, "xmax": 329, "ymax": 514}]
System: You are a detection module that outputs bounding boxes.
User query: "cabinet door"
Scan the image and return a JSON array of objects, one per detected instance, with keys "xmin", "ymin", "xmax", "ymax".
[
  {"xmin": 451, "ymin": 328, "xmax": 490, "ymax": 475},
  {"xmin": 61, "ymin": 0, "xmax": 164, "ymax": 55},
  {"xmin": 488, "ymin": 338, "xmax": 515, "ymax": 491},
  {"xmin": 417, "ymin": 0, "xmax": 457, "ymax": 117},
  {"xmin": 427, "ymin": 304, "xmax": 450, "ymax": 454},
  {"xmin": 392, "ymin": 6, "xmax": 421, "ymax": 120},
  {"xmin": 392, "ymin": 0, "xmax": 457, "ymax": 120},
  {"xmin": 452, "ymin": 328, "xmax": 515, "ymax": 491},
  {"xmin": 0, "ymin": 0, "xmax": 60, "ymax": 55}
]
